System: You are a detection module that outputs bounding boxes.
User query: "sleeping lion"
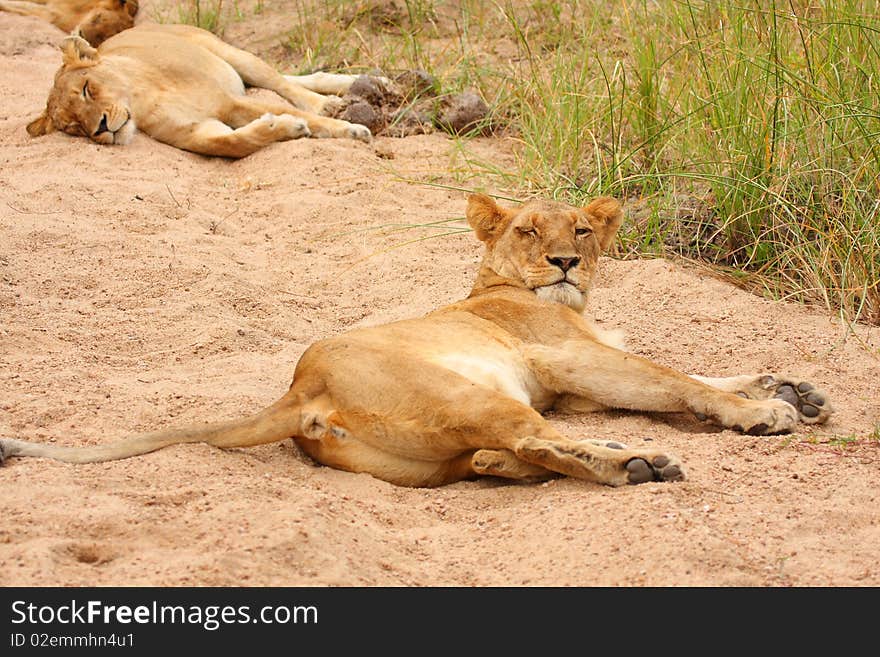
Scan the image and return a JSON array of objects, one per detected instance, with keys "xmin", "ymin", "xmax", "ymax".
[
  {"xmin": 26, "ymin": 22, "xmax": 373, "ymax": 157},
  {"xmin": 0, "ymin": 0, "xmax": 137, "ymax": 46},
  {"xmin": 0, "ymin": 195, "xmax": 833, "ymax": 487}
]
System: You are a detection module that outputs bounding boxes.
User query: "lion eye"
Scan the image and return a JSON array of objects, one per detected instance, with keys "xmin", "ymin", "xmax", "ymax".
[
  {"xmin": 575, "ymin": 227, "xmax": 592, "ymax": 237},
  {"xmin": 82, "ymin": 82, "xmax": 90, "ymax": 100},
  {"xmin": 518, "ymin": 227, "xmax": 537, "ymax": 237}
]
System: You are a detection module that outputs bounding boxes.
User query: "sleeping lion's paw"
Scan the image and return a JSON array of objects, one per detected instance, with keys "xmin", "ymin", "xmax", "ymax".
[
  {"xmin": 346, "ymin": 123, "xmax": 373, "ymax": 143},
  {"xmin": 624, "ymin": 452, "xmax": 685, "ymax": 485},
  {"xmin": 723, "ymin": 397, "xmax": 799, "ymax": 436},
  {"xmin": 318, "ymin": 95, "xmax": 345, "ymax": 116},
  {"xmin": 767, "ymin": 378, "xmax": 833, "ymax": 424},
  {"xmin": 737, "ymin": 374, "xmax": 833, "ymax": 424},
  {"xmin": 582, "ymin": 440, "xmax": 684, "ymax": 483},
  {"xmin": 259, "ymin": 113, "xmax": 310, "ymax": 139}
]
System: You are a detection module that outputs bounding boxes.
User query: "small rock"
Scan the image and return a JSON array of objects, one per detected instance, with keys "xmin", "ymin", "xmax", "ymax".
[
  {"xmin": 349, "ymin": 75, "xmax": 386, "ymax": 105},
  {"xmin": 435, "ymin": 91, "xmax": 490, "ymax": 135},
  {"xmin": 341, "ymin": 100, "xmax": 382, "ymax": 133}
]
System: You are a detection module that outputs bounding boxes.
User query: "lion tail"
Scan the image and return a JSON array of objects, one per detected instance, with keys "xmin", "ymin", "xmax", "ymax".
[{"xmin": 0, "ymin": 395, "xmax": 300, "ymax": 465}]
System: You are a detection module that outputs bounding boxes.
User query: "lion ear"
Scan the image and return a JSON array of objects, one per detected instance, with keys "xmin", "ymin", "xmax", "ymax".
[
  {"xmin": 466, "ymin": 194, "xmax": 511, "ymax": 242},
  {"xmin": 59, "ymin": 35, "xmax": 99, "ymax": 66},
  {"xmin": 26, "ymin": 111, "xmax": 55, "ymax": 137},
  {"xmin": 584, "ymin": 196, "xmax": 623, "ymax": 251},
  {"xmin": 122, "ymin": 0, "xmax": 140, "ymax": 18}
]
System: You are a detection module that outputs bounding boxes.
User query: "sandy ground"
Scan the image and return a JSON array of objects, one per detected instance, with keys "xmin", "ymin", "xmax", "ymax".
[{"xmin": 1, "ymin": 10, "xmax": 879, "ymax": 587}]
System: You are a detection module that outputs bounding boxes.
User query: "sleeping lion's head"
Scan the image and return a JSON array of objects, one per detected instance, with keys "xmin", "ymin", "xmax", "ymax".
[
  {"xmin": 74, "ymin": 0, "xmax": 139, "ymax": 47},
  {"xmin": 26, "ymin": 35, "xmax": 136, "ymax": 146},
  {"xmin": 467, "ymin": 194, "xmax": 623, "ymax": 312}
]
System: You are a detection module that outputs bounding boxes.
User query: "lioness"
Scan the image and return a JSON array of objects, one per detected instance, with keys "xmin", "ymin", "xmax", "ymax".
[
  {"xmin": 26, "ymin": 23, "xmax": 372, "ymax": 157},
  {"xmin": 0, "ymin": 0, "xmax": 137, "ymax": 46},
  {"xmin": 0, "ymin": 195, "xmax": 833, "ymax": 487}
]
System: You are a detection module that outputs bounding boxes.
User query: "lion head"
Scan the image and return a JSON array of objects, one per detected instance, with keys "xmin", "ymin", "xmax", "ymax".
[
  {"xmin": 74, "ymin": 0, "xmax": 138, "ymax": 47},
  {"xmin": 26, "ymin": 35, "xmax": 136, "ymax": 145},
  {"xmin": 466, "ymin": 194, "xmax": 623, "ymax": 312}
]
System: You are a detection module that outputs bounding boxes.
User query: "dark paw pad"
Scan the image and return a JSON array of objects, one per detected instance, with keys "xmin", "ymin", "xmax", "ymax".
[
  {"xmin": 801, "ymin": 404, "xmax": 820, "ymax": 418},
  {"xmin": 773, "ymin": 385, "xmax": 799, "ymax": 407},
  {"xmin": 660, "ymin": 463, "xmax": 683, "ymax": 481},
  {"xmin": 626, "ymin": 455, "xmax": 683, "ymax": 484},
  {"xmin": 773, "ymin": 382, "xmax": 829, "ymax": 421},
  {"xmin": 626, "ymin": 458, "xmax": 653, "ymax": 484}
]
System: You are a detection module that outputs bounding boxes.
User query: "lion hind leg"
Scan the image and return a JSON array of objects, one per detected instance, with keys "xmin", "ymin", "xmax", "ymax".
[
  {"xmin": 282, "ymin": 392, "xmax": 474, "ymax": 487},
  {"xmin": 226, "ymin": 97, "xmax": 371, "ymax": 143},
  {"xmin": 471, "ymin": 449, "xmax": 555, "ymax": 482},
  {"xmin": 513, "ymin": 437, "xmax": 685, "ymax": 486},
  {"xmin": 434, "ymin": 395, "xmax": 685, "ymax": 486},
  {"xmin": 173, "ymin": 116, "xmax": 310, "ymax": 158}
]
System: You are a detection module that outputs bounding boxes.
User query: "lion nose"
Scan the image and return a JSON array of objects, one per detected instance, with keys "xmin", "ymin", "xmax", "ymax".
[
  {"xmin": 546, "ymin": 255, "xmax": 580, "ymax": 272},
  {"xmin": 94, "ymin": 115, "xmax": 110, "ymax": 136}
]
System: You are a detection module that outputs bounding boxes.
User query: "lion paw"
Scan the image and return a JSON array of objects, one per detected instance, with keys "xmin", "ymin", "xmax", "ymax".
[
  {"xmin": 346, "ymin": 123, "xmax": 373, "ymax": 143},
  {"xmin": 625, "ymin": 453, "xmax": 685, "ymax": 484},
  {"xmin": 733, "ymin": 398, "xmax": 799, "ymax": 435},
  {"xmin": 515, "ymin": 437, "xmax": 685, "ymax": 486},
  {"xmin": 769, "ymin": 379, "xmax": 832, "ymax": 424},
  {"xmin": 739, "ymin": 374, "xmax": 833, "ymax": 425},
  {"xmin": 318, "ymin": 95, "xmax": 345, "ymax": 117},
  {"xmin": 259, "ymin": 113, "xmax": 310, "ymax": 139}
]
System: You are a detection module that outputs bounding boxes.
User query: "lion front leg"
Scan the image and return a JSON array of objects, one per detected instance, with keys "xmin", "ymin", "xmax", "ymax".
[
  {"xmin": 282, "ymin": 73, "xmax": 395, "ymax": 116},
  {"xmin": 524, "ymin": 341, "xmax": 801, "ymax": 435}
]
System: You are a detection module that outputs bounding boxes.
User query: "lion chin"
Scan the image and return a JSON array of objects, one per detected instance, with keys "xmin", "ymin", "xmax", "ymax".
[
  {"xmin": 535, "ymin": 282, "xmax": 586, "ymax": 312},
  {"xmin": 112, "ymin": 117, "xmax": 136, "ymax": 145}
]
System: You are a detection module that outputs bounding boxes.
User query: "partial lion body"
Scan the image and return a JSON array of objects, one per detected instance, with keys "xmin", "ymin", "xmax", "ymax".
[
  {"xmin": 0, "ymin": 195, "xmax": 834, "ymax": 487},
  {"xmin": 0, "ymin": 0, "xmax": 137, "ymax": 45},
  {"xmin": 26, "ymin": 23, "xmax": 373, "ymax": 156}
]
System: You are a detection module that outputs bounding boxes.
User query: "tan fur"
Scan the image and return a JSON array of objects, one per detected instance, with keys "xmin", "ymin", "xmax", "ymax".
[
  {"xmin": 0, "ymin": 195, "xmax": 834, "ymax": 487},
  {"xmin": 0, "ymin": 0, "xmax": 137, "ymax": 46},
  {"xmin": 26, "ymin": 23, "xmax": 372, "ymax": 157}
]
